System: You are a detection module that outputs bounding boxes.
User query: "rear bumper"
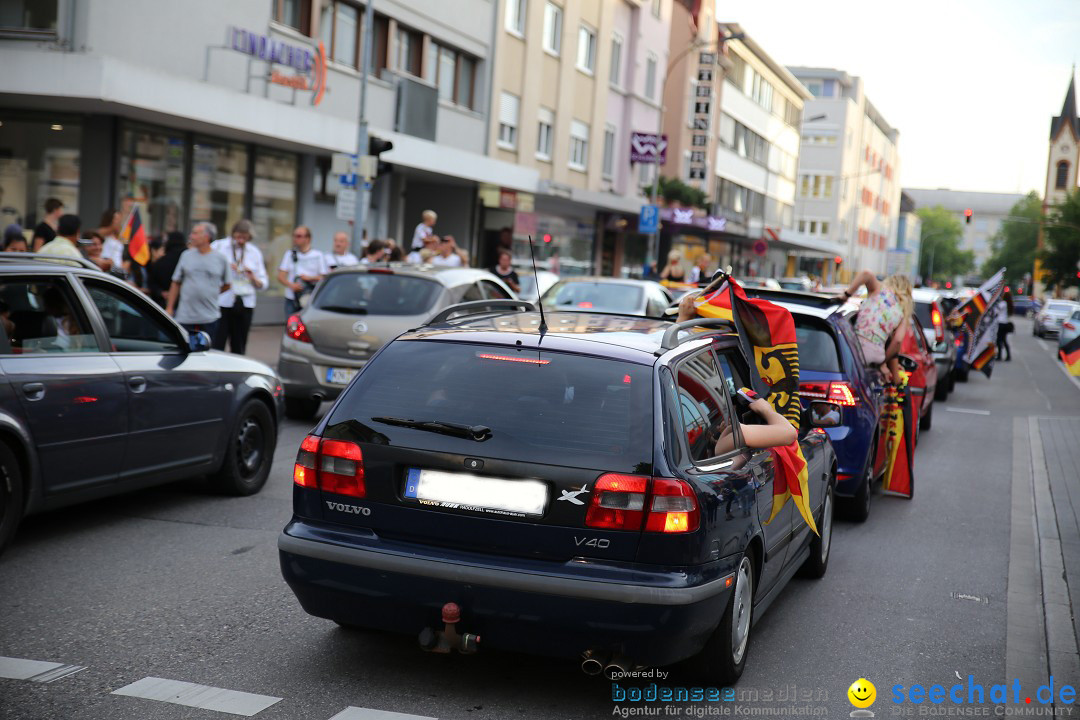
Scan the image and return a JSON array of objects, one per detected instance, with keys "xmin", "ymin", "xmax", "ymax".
[
  {"xmin": 277, "ymin": 342, "xmax": 366, "ymax": 401},
  {"xmin": 279, "ymin": 522, "xmax": 734, "ymax": 666}
]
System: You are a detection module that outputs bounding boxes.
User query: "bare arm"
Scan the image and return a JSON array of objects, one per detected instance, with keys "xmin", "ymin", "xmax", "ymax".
[
  {"xmin": 739, "ymin": 398, "xmax": 797, "ymax": 449},
  {"xmin": 843, "ymin": 269, "xmax": 880, "ymax": 297},
  {"xmin": 165, "ymin": 281, "xmax": 180, "ymax": 316}
]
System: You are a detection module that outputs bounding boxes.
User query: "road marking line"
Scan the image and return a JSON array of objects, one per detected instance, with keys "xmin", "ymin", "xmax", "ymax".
[
  {"xmin": 328, "ymin": 709, "xmax": 438, "ymax": 720},
  {"xmin": 0, "ymin": 656, "xmax": 86, "ymax": 683},
  {"xmin": 945, "ymin": 407, "xmax": 991, "ymax": 415},
  {"xmin": 112, "ymin": 677, "xmax": 282, "ymax": 716}
]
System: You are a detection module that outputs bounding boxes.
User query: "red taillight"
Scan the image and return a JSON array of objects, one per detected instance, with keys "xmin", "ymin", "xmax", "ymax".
[
  {"xmin": 955, "ymin": 336, "xmax": 963, "ymax": 347},
  {"xmin": 366, "ymin": 267, "xmax": 394, "ymax": 274},
  {"xmin": 477, "ymin": 353, "xmax": 550, "ymax": 365},
  {"xmin": 931, "ymin": 307, "xmax": 944, "ymax": 344},
  {"xmin": 286, "ymin": 314, "xmax": 312, "ymax": 343},
  {"xmin": 827, "ymin": 382, "xmax": 857, "ymax": 407},
  {"xmin": 1065, "ymin": 322, "xmax": 1076, "ymax": 331},
  {"xmin": 577, "ymin": 301, "xmax": 594, "ymax": 308},
  {"xmin": 646, "ymin": 478, "xmax": 700, "ymax": 533},
  {"xmin": 293, "ymin": 435, "xmax": 365, "ymax": 498},
  {"xmin": 585, "ymin": 474, "xmax": 699, "ymax": 534},
  {"xmin": 801, "ymin": 381, "xmax": 856, "ymax": 406}
]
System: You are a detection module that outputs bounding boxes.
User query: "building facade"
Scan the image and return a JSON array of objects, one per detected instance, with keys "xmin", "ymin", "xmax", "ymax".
[
  {"xmin": 893, "ymin": 190, "xmax": 921, "ymax": 279},
  {"xmin": 787, "ymin": 67, "xmax": 900, "ymax": 281}
]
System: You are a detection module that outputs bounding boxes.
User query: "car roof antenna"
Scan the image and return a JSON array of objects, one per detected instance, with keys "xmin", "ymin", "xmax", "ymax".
[{"xmin": 528, "ymin": 235, "xmax": 548, "ymax": 337}]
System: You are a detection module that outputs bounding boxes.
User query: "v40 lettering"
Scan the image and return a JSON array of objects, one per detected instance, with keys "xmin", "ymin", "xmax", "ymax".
[
  {"xmin": 575, "ymin": 537, "xmax": 610, "ymax": 549},
  {"xmin": 325, "ymin": 501, "xmax": 372, "ymax": 516}
]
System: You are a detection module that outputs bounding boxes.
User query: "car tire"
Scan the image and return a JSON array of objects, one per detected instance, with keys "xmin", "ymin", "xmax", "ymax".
[
  {"xmin": 954, "ymin": 367, "xmax": 969, "ymax": 383},
  {"xmin": 212, "ymin": 400, "xmax": 276, "ymax": 496},
  {"xmin": 934, "ymin": 375, "xmax": 949, "ymax": 401},
  {"xmin": 920, "ymin": 401, "xmax": 933, "ymax": 432},
  {"xmin": 691, "ymin": 551, "xmax": 754, "ymax": 685},
  {"xmin": 947, "ymin": 370, "xmax": 956, "ymax": 394},
  {"xmin": 801, "ymin": 484, "xmax": 833, "ymax": 579},
  {"xmin": 843, "ymin": 451, "xmax": 873, "ymax": 523},
  {"xmin": 0, "ymin": 442, "xmax": 24, "ymax": 557},
  {"xmin": 285, "ymin": 396, "xmax": 321, "ymax": 421}
]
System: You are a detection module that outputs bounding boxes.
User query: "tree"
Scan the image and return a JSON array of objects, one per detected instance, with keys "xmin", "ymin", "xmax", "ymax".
[
  {"xmin": 982, "ymin": 191, "xmax": 1041, "ymax": 285},
  {"xmin": 653, "ymin": 176, "xmax": 709, "ymax": 210},
  {"xmin": 916, "ymin": 205, "xmax": 974, "ymax": 282},
  {"xmin": 1039, "ymin": 189, "xmax": 1080, "ymax": 292}
]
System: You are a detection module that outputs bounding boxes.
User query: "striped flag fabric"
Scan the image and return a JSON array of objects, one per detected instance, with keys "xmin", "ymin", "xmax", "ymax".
[
  {"xmin": 948, "ymin": 268, "xmax": 1005, "ymax": 377},
  {"xmin": 1061, "ymin": 334, "xmax": 1080, "ymax": 376},
  {"xmin": 120, "ymin": 207, "xmax": 150, "ymax": 266}
]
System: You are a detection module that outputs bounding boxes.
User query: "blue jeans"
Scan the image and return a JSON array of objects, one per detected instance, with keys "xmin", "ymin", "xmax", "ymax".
[
  {"xmin": 284, "ymin": 297, "xmax": 302, "ymax": 318},
  {"xmin": 182, "ymin": 320, "xmax": 219, "ymax": 339}
]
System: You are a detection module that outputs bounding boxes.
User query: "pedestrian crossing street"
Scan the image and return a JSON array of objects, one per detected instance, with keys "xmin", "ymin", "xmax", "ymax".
[{"xmin": 0, "ymin": 655, "xmax": 437, "ymax": 719}]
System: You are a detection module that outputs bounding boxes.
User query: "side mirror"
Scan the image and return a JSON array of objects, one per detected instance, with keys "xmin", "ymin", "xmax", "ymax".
[
  {"xmin": 809, "ymin": 401, "xmax": 842, "ymax": 429},
  {"xmin": 897, "ymin": 354, "xmax": 918, "ymax": 372},
  {"xmin": 187, "ymin": 330, "xmax": 212, "ymax": 353}
]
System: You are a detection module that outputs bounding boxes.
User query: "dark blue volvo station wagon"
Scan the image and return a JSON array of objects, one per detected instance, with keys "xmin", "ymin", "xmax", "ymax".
[{"xmin": 279, "ymin": 301, "xmax": 837, "ymax": 684}]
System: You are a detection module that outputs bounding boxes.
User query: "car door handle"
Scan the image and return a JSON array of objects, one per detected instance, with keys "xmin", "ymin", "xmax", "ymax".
[
  {"xmin": 128, "ymin": 376, "xmax": 147, "ymax": 393},
  {"xmin": 21, "ymin": 383, "xmax": 44, "ymax": 401}
]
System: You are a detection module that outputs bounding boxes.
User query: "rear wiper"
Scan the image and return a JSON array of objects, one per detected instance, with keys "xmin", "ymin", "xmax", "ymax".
[
  {"xmin": 318, "ymin": 305, "xmax": 368, "ymax": 314},
  {"xmin": 371, "ymin": 416, "xmax": 492, "ymax": 441}
]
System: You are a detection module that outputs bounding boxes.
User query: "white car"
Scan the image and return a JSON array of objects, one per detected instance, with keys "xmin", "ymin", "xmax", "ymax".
[{"xmin": 1034, "ymin": 300, "xmax": 1080, "ymax": 338}]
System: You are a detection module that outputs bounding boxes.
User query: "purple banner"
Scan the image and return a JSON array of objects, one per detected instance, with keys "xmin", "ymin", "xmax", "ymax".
[
  {"xmin": 659, "ymin": 207, "xmax": 728, "ymax": 232},
  {"xmin": 630, "ymin": 132, "xmax": 668, "ymax": 164}
]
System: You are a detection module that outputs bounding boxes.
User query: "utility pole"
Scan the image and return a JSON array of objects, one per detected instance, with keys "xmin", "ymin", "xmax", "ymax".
[{"xmin": 350, "ymin": 0, "xmax": 376, "ymax": 258}]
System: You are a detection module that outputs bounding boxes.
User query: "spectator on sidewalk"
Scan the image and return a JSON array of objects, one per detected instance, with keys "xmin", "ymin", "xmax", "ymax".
[
  {"xmin": 97, "ymin": 208, "xmax": 125, "ymax": 272},
  {"xmin": 166, "ymin": 222, "xmax": 231, "ymax": 338},
  {"xmin": 361, "ymin": 239, "xmax": 387, "ymax": 264},
  {"xmin": 406, "ymin": 234, "xmax": 439, "ymax": 263},
  {"xmin": 38, "ymin": 214, "xmax": 84, "ymax": 259},
  {"xmin": 3, "ymin": 224, "xmax": 27, "ymax": 252},
  {"xmin": 411, "ymin": 210, "xmax": 436, "ymax": 250},
  {"xmin": 328, "ymin": 231, "xmax": 360, "ymax": 270},
  {"xmin": 147, "ymin": 231, "xmax": 186, "ymax": 307},
  {"xmin": 490, "ymin": 249, "xmax": 519, "ymax": 293},
  {"xmin": 688, "ymin": 254, "xmax": 712, "ymax": 284},
  {"xmin": 212, "ymin": 219, "xmax": 268, "ymax": 355},
  {"xmin": 277, "ymin": 226, "xmax": 328, "ymax": 317},
  {"xmin": 31, "ymin": 197, "xmax": 63, "ymax": 252},
  {"xmin": 431, "ymin": 236, "xmax": 464, "ymax": 267}
]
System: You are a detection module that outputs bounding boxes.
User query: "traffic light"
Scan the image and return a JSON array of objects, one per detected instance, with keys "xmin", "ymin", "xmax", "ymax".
[
  {"xmin": 834, "ymin": 255, "xmax": 843, "ymax": 265},
  {"xmin": 964, "ymin": 208, "xmax": 973, "ymax": 224},
  {"xmin": 369, "ymin": 136, "xmax": 394, "ymax": 176}
]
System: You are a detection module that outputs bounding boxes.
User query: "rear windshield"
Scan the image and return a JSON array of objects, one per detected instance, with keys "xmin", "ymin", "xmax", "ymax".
[
  {"xmin": 543, "ymin": 282, "xmax": 643, "ymax": 313},
  {"xmin": 1048, "ymin": 302, "xmax": 1074, "ymax": 313},
  {"xmin": 913, "ymin": 301, "xmax": 934, "ymax": 328},
  {"xmin": 794, "ymin": 317, "xmax": 841, "ymax": 373},
  {"xmin": 313, "ymin": 273, "xmax": 442, "ymax": 316},
  {"xmin": 328, "ymin": 341, "xmax": 654, "ymax": 472}
]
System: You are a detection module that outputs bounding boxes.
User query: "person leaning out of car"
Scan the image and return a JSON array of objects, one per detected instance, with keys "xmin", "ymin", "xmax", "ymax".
[
  {"xmin": 277, "ymin": 226, "xmax": 328, "ymax": 317},
  {"xmin": 839, "ymin": 269, "xmax": 913, "ymax": 383},
  {"xmin": 212, "ymin": 219, "xmax": 268, "ymax": 355}
]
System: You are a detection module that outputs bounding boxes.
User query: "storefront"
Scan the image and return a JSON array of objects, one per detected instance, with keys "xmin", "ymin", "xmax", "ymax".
[{"xmin": 0, "ymin": 114, "xmax": 82, "ymax": 231}]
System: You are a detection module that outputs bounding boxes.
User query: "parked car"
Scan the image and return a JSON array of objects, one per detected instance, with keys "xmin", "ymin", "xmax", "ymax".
[
  {"xmin": 540, "ymin": 277, "xmax": 673, "ymax": 317},
  {"xmin": 0, "ymin": 253, "xmax": 282, "ymax": 555},
  {"xmin": 277, "ymin": 265, "xmax": 517, "ymax": 420},
  {"xmin": 279, "ymin": 302, "xmax": 836, "ymax": 685},
  {"xmin": 899, "ymin": 315, "xmax": 939, "ymax": 435},
  {"xmin": 515, "ymin": 270, "xmax": 559, "ymax": 303},
  {"xmin": 1012, "ymin": 295, "xmax": 1041, "ymax": 317},
  {"xmin": 1034, "ymin": 300, "xmax": 1080, "ymax": 338},
  {"xmin": 739, "ymin": 277, "xmax": 782, "ymax": 290},
  {"xmin": 1058, "ymin": 308, "xmax": 1080, "ymax": 353},
  {"xmin": 911, "ymin": 289, "xmax": 956, "ymax": 400}
]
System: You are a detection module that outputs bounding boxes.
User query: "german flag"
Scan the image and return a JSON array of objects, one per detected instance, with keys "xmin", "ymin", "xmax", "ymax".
[
  {"xmin": 1062, "ymin": 334, "xmax": 1080, "ymax": 376},
  {"xmin": 120, "ymin": 207, "xmax": 149, "ymax": 266},
  {"xmin": 881, "ymin": 370, "xmax": 914, "ymax": 498},
  {"xmin": 694, "ymin": 275, "xmax": 817, "ymax": 534}
]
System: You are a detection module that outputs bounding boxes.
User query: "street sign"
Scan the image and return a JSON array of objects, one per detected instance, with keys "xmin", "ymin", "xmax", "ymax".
[
  {"xmin": 339, "ymin": 173, "xmax": 358, "ymax": 188},
  {"xmin": 752, "ymin": 238, "xmax": 768, "ymax": 257},
  {"xmin": 336, "ymin": 188, "xmax": 357, "ymax": 221},
  {"xmin": 639, "ymin": 204, "xmax": 660, "ymax": 234},
  {"xmin": 630, "ymin": 133, "xmax": 667, "ymax": 164}
]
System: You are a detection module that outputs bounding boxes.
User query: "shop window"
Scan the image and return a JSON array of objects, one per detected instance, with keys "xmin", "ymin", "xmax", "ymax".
[
  {"xmin": 0, "ymin": 0, "xmax": 58, "ymax": 35},
  {"xmin": 252, "ymin": 149, "xmax": 299, "ymax": 293},
  {"xmin": 119, "ymin": 125, "xmax": 187, "ymax": 238},
  {"xmin": 0, "ymin": 117, "xmax": 80, "ymax": 232},
  {"xmin": 274, "ymin": 0, "xmax": 310, "ymax": 35},
  {"xmin": 190, "ymin": 140, "xmax": 248, "ymax": 241}
]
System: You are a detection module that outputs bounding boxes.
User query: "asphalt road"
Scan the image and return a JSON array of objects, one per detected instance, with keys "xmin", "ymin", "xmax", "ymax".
[{"xmin": 1, "ymin": 317, "xmax": 1078, "ymax": 719}]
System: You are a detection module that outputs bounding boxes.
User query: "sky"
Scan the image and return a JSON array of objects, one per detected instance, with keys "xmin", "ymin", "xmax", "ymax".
[{"xmin": 720, "ymin": 0, "xmax": 1080, "ymax": 196}]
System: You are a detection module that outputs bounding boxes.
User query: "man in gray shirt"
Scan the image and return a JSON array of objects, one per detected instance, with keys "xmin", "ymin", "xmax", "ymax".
[{"xmin": 166, "ymin": 222, "xmax": 231, "ymax": 339}]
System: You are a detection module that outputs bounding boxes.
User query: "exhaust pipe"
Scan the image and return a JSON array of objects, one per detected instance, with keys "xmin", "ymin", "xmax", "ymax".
[
  {"xmin": 604, "ymin": 654, "xmax": 632, "ymax": 680},
  {"xmin": 581, "ymin": 649, "xmax": 608, "ymax": 676}
]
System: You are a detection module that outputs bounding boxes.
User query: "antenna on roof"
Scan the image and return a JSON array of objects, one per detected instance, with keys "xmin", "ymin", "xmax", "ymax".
[{"xmin": 527, "ymin": 235, "xmax": 548, "ymax": 337}]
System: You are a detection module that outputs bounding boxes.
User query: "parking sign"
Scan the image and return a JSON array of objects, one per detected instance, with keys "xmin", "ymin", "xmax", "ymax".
[{"xmin": 639, "ymin": 204, "xmax": 659, "ymax": 234}]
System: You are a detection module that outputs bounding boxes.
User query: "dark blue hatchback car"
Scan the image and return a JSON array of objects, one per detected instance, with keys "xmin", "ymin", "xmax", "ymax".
[{"xmin": 279, "ymin": 302, "xmax": 836, "ymax": 684}]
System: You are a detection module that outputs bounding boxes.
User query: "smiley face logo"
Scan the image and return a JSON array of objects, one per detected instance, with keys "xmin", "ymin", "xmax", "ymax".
[{"xmin": 847, "ymin": 678, "xmax": 877, "ymax": 708}]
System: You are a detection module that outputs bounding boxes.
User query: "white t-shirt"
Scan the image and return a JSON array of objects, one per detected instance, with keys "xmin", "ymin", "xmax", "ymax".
[
  {"xmin": 102, "ymin": 235, "xmax": 125, "ymax": 269},
  {"xmin": 405, "ymin": 250, "xmax": 424, "ymax": 264},
  {"xmin": 430, "ymin": 253, "xmax": 463, "ymax": 267},
  {"xmin": 278, "ymin": 247, "xmax": 330, "ymax": 300},
  {"xmin": 411, "ymin": 222, "xmax": 432, "ymax": 250},
  {"xmin": 329, "ymin": 252, "xmax": 360, "ymax": 269}
]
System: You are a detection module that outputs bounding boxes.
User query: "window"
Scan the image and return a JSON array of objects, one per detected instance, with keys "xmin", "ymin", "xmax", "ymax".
[
  {"xmin": 0, "ymin": 0, "xmax": 58, "ymax": 34},
  {"xmin": 798, "ymin": 174, "xmax": 833, "ymax": 199},
  {"xmin": 0, "ymin": 117, "xmax": 81, "ymax": 230},
  {"xmin": 536, "ymin": 107, "xmax": 554, "ymax": 160},
  {"xmin": 320, "ymin": 0, "xmax": 358, "ymax": 67},
  {"xmin": 543, "ymin": 2, "xmax": 562, "ymax": 55},
  {"xmin": 609, "ymin": 33, "xmax": 623, "ymax": 86},
  {"xmin": 0, "ymin": 279, "xmax": 97, "ymax": 354},
  {"xmin": 252, "ymin": 148, "xmax": 299, "ymax": 292},
  {"xmin": 727, "ymin": 53, "xmax": 748, "ymax": 93},
  {"xmin": 505, "ymin": 0, "xmax": 526, "ymax": 35},
  {"xmin": 732, "ymin": 122, "xmax": 768, "ymax": 167},
  {"xmin": 645, "ymin": 53, "xmax": 658, "ymax": 100},
  {"xmin": 1057, "ymin": 161, "xmax": 1070, "ymax": 190},
  {"xmin": 274, "ymin": 0, "xmax": 310, "ymax": 34},
  {"xmin": 85, "ymin": 281, "xmax": 181, "ymax": 352},
  {"xmin": 651, "ymin": 0, "xmax": 662, "ymax": 18},
  {"xmin": 426, "ymin": 43, "xmax": 476, "ymax": 108},
  {"xmin": 191, "ymin": 140, "xmax": 248, "ymax": 240},
  {"xmin": 394, "ymin": 26, "xmax": 421, "ymax": 75},
  {"xmin": 639, "ymin": 161, "xmax": 656, "ymax": 187},
  {"xmin": 675, "ymin": 349, "xmax": 738, "ymax": 462},
  {"xmin": 602, "ymin": 125, "xmax": 616, "ymax": 179},
  {"xmin": 569, "ymin": 120, "xmax": 589, "ymax": 171},
  {"xmin": 119, "ymin": 125, "xmax": 187, "ymax": 237},
  {"xmin": 805, "ymin": 81, "xmax": 823, "ymax": 97},
  {"xmin": 498, "ymin": 92, "xmax": 520, "ymax": 149},
  {"xmin": 750, "ymin": 70, "xmax": 773, "ymax": 112},
  {"xmin": 577, "ymin": 24, "xmax": 596, "ymax": 73},
  {"xmin": 481, "ymin": 280, "xmax": 512, "ymax": 299},
  {"xmin": 718, "ymin": 113, "xmax": 735, "ymax": 147},
  {"xmin": 784, "ymin": 99, "xmax": 800, "ymax": 127}
]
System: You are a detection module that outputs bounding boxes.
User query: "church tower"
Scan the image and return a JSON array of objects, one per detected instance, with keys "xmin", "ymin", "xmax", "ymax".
[{"xmin": 1035, "ymin": 72, "xmax": 1080, "ymax": 294}]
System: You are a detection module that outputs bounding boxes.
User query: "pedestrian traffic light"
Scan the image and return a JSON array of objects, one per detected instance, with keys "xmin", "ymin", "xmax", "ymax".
[
  {"xmin": 964, "ymin": 208, "xmax": 973, "ymax": 224},
  {"xmin": 369, "ymin": 136, "xmax": 394, "ymax": 176}
]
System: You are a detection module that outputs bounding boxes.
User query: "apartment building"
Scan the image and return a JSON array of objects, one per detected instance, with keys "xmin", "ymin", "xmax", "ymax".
[{"xmin": 788, "ymin": 67, "xmax": 900, "ymax": 281}]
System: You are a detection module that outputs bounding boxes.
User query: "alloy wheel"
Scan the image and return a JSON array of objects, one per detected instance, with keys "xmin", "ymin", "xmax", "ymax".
[
  {"xmin": 820, "ymin": 490, "xmax": 833, "ymax": 564},
  {"xmin": 731, "ymin": 556, "xmax": 753, "ymax": 665}
]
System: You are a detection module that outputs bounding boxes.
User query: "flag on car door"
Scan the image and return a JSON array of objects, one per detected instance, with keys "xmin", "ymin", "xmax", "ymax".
[{"xmin": 1061, "ymin": 334, "xmax": 1080, "ymax": 376}]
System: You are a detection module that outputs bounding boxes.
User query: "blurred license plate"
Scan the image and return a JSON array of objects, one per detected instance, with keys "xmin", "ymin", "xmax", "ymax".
[
  {"xmin": 404, "ymin": 468, "xmax": 547, "ymax": 517},
  {"xmin": 326, "ymin": 367, "xmax": 358, "ymax": 385}
]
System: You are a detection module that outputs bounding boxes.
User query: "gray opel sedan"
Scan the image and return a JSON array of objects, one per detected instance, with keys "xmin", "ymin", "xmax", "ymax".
[{"xmin": 0, "ymin": 254, "xmax": 282, "ymax": 555}]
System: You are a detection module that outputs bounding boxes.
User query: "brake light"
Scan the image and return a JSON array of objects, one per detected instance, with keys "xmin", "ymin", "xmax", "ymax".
[
  {"xmin": 585, "ymin": 474, "xmax": 699, "ymax": 533},
  {"xmin": 931, "ymin": 307, "xmax": 944, "ymax": 344},
  {"xmin": 286, "ymin": 314, "xmax": 311, "ymax": 343},
  {"xmin": 955, "ymin": 336, "xmax": 964, "ymax": 347},
  {"xmin": 292, "ymin": 435, "xmax": 365, "ymax": 498},
  {"xmin": 477, "ymin": 353, "xmax": 550, "ymax": 365},
  {"xmin": 366, "ymin": 267, "xmax": 394, "ymax": 274},
  {"xmin": 577, "ymin": 301, "xmax": 594, "ymax": 308},
  {"xmin": 1065, "ymin": 322, "xmax": 1076, "ymax": 331},
  {"xmin": 800, "ymin": 382, "xmax": 829, "ymax": 399},
  {"xmin": 827, "ymin": 382, "xmax": 857, "ymax": 407}
]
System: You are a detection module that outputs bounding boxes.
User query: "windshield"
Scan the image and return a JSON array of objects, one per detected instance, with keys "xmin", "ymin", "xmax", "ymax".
[
  {"xmin": 328, "ymin": 341, "xmax": 653, "ymax": 471},
  {"xmin": 543, "ymin": 281, "xmax": 643, "ymax": 313},
  {"xmin": 779, "ymin": 281, "xmax": 805, "ymax": 291},
  {"xmin": 1047, "ymin": 302, "xmax": 1074, "ymax": 314},
  {"xmin": 313, "ymin": 273, "xmax": 442, "ymax": 316},
  {"xmin": 794, "ymin": 317, "xmax": 842, "ymax": 373},
  {"xmin": 913, "ymin": 301, "xmax": 935, "ymax": 328}
]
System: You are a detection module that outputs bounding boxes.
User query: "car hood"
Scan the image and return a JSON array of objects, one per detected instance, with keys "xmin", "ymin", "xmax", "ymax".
[{"xmin": 206, "ymin": 350, "xmax": 277, "ymax": 379}]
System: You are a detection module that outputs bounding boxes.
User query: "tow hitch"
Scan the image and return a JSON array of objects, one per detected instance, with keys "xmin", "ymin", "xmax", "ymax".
[{"xmin": 418, "ymin": 602, "xmax": 480, "ymax": 654}]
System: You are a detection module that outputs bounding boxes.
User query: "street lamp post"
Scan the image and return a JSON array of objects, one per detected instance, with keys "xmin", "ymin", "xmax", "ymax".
[{"xmin": 349, "ymin": 0, "xmax": 376, "ymax": 258}]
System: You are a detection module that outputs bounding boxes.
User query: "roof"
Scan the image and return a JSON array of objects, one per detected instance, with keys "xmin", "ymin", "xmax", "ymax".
[
  {"xmin": 1050, "ymin": 74, "xmax": 1079, "ymax": 140},
  {"xmin": 547, "ymin": 276, "xmax": 660, "ymax": 287},
  {"xmin": 327, "ymin": 263, "xmax": 499, "ymax": 285},
  {"xmin": 717, "ymin": 23, "xmax": 813, "ymax": 101},
  {"xmin": 0, "ymin": 252, "xmax": 103, "ymax": 272}
]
